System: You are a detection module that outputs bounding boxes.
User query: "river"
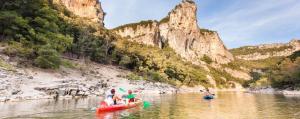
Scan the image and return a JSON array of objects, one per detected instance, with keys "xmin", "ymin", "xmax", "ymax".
[{"xmin": 1, "ymin": 92, "xmax": 300, "ymax": 119}]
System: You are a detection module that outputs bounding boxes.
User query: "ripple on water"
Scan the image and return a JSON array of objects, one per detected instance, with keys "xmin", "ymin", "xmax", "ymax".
[{"xmin": 1, "ymin": 92, "xmax": 300, "ymax": 119}]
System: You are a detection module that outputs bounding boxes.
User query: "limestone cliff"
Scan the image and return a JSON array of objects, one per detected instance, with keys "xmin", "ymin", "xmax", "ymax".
[
  {"xmin": 57, "ymin": 0, "xmax": 105, "ymax": 26},
  {"xmin": 114, "ymin": 20, "xmax": 162, "ymax": 47},
  {"xmin": 231, "ymin": 39, "xmax": 300, "ymax": 60},
  {"xmin": 113, "ymin": 0, "xmax": 233, "ymax": 64}
]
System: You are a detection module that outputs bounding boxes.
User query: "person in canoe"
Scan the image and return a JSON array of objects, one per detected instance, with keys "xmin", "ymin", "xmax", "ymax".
[
  {"xmin": 123, "ymin": 90, "xmax": 141, "ymax": 104},
  {"xmin": 204, "ymin": 88, "xmax": 211, "ymax": 95},
  {"xmin": 203, "ymin": 88, "xmax": 215, "ymax": 99},
  {"xmin": 127, "ymin": 90, "xmax": 136, "ymax": 103},
  {"xmin": 106, "ymin": 89, "xmax": 122, "ymax": 105}
]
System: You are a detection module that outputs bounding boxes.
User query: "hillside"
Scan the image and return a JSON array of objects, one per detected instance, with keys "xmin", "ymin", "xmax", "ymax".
[
  {"xmin": 230, "ymin": 40, "xmax": 300, "ymax": 90},
  {"xmin": 1, "ymin": 0, "xmax": 299, "ymax": 102},
  {"xmin": 243, "ymin": 51, "xmax": 300, "ymax": 90},
  {"xmin": 0, "ymin": 0, "xmax": 116, "ymax": 68},
  {"xmin": 0, "ymin": 0, "xmax": 250, "ymax": 93},
  {"xmin": 110, "ymin": 0, "xmax": 248, "ymax": 88},
  {"xmin": 113, "ymin": 0, "xmax": 233, "ymax": 64},
  {"xmin": 230, "ymin": 39, "xmax": 300, "ymax": 60}
]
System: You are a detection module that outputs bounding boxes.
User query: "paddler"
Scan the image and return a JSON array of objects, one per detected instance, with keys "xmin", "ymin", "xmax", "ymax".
[
  {"xmin": 106, "ymin": 89, "xmax": 122, "ymax": 105},
  {"xmin": 127, "ymin": 90, "xmax": 135, "ymax": 103},
  {"xmin": 204, "ymin": 88, "xmax": 215, "ymax": 97}
]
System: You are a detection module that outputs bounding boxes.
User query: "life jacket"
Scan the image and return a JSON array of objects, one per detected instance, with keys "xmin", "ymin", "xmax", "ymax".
[{"xmin": 128, "ymin": 94, "xmax": 135, "ymax": 103}]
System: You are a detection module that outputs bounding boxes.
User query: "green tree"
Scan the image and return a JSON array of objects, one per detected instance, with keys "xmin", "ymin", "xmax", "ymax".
[{"xmin": 34, "ymin": 46, "xmax": 61, "ymax": 69}]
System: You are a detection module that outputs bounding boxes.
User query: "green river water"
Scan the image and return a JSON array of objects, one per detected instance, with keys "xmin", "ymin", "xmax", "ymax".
[{"xmin": 1, "ymin": 92, "xmax": 300, "ymax": 119}]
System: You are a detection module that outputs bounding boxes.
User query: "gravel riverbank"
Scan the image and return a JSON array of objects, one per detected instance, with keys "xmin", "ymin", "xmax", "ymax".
[
  {"xmin": 247, "ymin": 87, "xmax": 300, "ymax": 95},
  {"xmin": 0, "ymin": 59, "xmax": 210, "ymax": 102}
]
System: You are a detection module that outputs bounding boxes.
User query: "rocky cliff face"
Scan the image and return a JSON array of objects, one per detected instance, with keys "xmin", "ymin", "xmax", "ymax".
[
  {"xmin": 113, "ymin": 0, "xmax": 233, "ymax": 64},
  {"xmin": 114, "ymin": 21, "xmax": 162, "ymax": 47},
  {"xmin": 58, "ymin": 0, "xmax": 105, "ymax": 26},
  {"xmin": 232, "ymin": 39, "xmax": 300, "ymax": 60}
]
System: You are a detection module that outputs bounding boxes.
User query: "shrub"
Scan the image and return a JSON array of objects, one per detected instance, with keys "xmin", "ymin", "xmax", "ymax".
[
  {"xmin": 34, "ymin": 46, "xmax": 61, "ymax": 69},
  {"xmin": 209, "ymin": 67, "xmax": 244, "ymax": 88},
  {"xmin": 159, "ymin": 16, "xmax": 169, "ymax": 24},
  {"xmin": 127, "ymin": 73, "xmax": 143, "ymax": 80},
  {"xmin": 0, "ymin": 58, "xmax": 14, "ymax": 71},
  {"xmin": 119, "ymin": 55, "xmax": 132, "ymax": 68},
  {"xmin": 288, "ymin": 50, "xmax": 300, "ymax": 61},
  {"xmin": 164, "ymin": 66, "xmax": 186, "ymax": 82},
  {"xmin": 61, "ymin": 59, "xmax": 75, "ymax": 68},
  {"xmin": 1, "ymin": 0, "xmax": 74, "ymax": 68},
  {"xmin": 146, "ymin": 70, "xmax": 164, "ymax": 81},
  {"xmin": 201, "ymin": 55, "xmax": 213, "ymax": 64},
  {"xmin": 4, "ymin": 41, "xmax": 33, "ymax": 58}
]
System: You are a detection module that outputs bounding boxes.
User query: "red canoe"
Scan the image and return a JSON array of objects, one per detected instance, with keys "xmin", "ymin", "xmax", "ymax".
[{"xmin": 96, "ymin": 101, "xmax": 142, "ymax": 113}]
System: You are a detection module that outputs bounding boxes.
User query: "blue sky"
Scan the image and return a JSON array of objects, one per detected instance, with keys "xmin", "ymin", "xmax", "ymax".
[{"xmin": 100, "ymin": 0, "xmax": 300, "ymax": 48}]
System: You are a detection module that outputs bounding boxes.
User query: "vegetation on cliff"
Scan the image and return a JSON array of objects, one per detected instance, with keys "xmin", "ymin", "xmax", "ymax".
[
  {"xmin": 199, "ymin": 28, "xmax": 216, "ymax": 35},
  {"xmin": 112, "ymin": 20, "xmax": 157, "ymax": 31},
  {"xmin": 112, "ymin": 39, "xmax": 209, "ymax": 87},
  {"xmin": 230, "ymin": 45, "xmax": 293, "ymax": 56},
  {"xmin": 1, "ymin": 0, "xmax": 73, "ymax": 68},
  {"xmin": 112, "ymin": 39, "xmax": 243, "ymax": 88},
  {"xmin": 268, "ymin": 51, "xmax": 300, "ymax": 89},
  {"xmin": 227, "ymin": 57, "xmax": 284, "ymax": 70},
  {"xmin": 159, "ymin": 16, "xmax": 170, "ymax": 24},
  {"xmin": 243, "ymin": 51, "xmax": 300, "ymax": 89},
  {"xmin": 0, "ymin": 0, "xmax": 115, "ymax": 68},
  {"xmin": 201, "ymin": 55, "xmax": 213, "ymax": 64}
]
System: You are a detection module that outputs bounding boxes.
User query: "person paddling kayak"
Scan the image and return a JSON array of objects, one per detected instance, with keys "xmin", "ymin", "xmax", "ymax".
[
  {"xmin": 204, "ymin": 88, "xmax": 213, "ymax": 96},
  {"xmin": 127, "ymin": 90, "xmax": 136, "ymax": 103},
  {"xmin": 203, "ymin": 88, "xmax": 215, "ymax": 100},
  {"xmin": 106, "ymin": 89, "xmax": 121, "ymax": 105}
]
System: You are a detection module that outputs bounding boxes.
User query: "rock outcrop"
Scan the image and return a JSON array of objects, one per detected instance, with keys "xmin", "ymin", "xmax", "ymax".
[
  {"xmin": 224, "ymin": 68, "xmax": 251, "ymax": 80},
  {"xmin": 57, "ymin": 0, "xmax": 105, "ymax": 26},
  {"xmin": 113, "ymin": 0, "xmax": 233, "ymax": 64},
  {"xmin": 232, "ymin": 39, "xmax": 300, "ymax": 60},
  {"xmin": 114, "ymin": 21, "xmax": 162, "ymax": 47}
]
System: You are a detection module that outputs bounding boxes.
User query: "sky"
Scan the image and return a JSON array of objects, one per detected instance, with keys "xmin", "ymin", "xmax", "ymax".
[{"xmin": 100, "ymin": 0, "xmax": 300, "ymax": 48}]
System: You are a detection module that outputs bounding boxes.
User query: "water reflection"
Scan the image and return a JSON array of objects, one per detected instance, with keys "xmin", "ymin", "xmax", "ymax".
[
  {"xmin": 124, "ymin": 92, "xmax": 300, "ymax": 119},
  {"xmin": 1, "ymin": 92, "xmax": 300, "ymax": 119}
]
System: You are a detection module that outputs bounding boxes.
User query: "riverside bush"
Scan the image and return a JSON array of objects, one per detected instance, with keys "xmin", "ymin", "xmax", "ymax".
[
  {"xmin": 0, "ymin": 0, "xmax": 115, "ymax": 69},
  {"xmin": 34, "ymin": 46, "xmax": 61, "ymax": 69},
  {"xmin": 1, "ymin": 0, "xmax": 73, "ymax": 68}
]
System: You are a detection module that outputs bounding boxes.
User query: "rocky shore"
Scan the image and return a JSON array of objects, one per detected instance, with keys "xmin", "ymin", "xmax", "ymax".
[
  {"xmin": 247, "ymin": 87, "xmax": 300, "ymax": 95},
  {"xmin": 0, "ymin": 58, "xmax": 210, "ymax": 102}
]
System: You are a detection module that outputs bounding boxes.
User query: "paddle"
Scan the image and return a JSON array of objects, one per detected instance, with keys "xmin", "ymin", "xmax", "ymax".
[
  {"xmin": 143, "ymin": 101, "xmax": 151, "ymax": 108},
  {"xmin": 119, "ymin": 88, "xmax": 126, "ymax": 93}
]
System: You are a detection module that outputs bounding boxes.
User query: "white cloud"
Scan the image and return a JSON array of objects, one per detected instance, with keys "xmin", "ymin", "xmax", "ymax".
[{"xmin": 199, "ymin": 0, "xmax": 300, "ymax": 48}]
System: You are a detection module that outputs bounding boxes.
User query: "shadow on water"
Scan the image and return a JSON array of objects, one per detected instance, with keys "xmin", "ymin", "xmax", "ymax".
[{"xmin": 1, "ymin": 92, "xmax": 300, "ymax": 119}]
